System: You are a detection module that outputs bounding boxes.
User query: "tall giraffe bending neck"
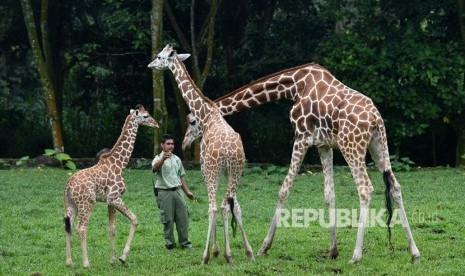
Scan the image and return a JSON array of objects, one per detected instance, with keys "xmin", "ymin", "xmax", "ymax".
[{"xmin": 182, "ymin": 61, "xmax": 420, "ymax": 264}]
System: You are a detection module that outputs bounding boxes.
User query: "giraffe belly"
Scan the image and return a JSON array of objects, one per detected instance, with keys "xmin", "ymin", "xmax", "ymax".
[
  {"xmin": 312, "ymin": 128, "xmax": 338, "ymax": 148},
  {"xmin": 94, "ymin": 184, "xmax": 108, "ymax": 202}
]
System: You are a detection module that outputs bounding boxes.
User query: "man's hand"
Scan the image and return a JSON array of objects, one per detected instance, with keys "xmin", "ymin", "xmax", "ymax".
[
  {"xmin": 186, "ymin": 192, "xmax": 197, "ymax": 201},
  {"xmin": 162, "ymin": 151, "xmax": 172, "ymax": 160}
]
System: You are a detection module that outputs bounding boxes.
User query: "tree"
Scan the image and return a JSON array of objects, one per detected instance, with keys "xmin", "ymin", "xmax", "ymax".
[
  {"xmin": 20, "ymin": 0, "xmax": 64, "ymax": 152},
  {"xmin": 163, "ymin": 0, "xmax": 219, "ymax": 160},
  {"xmin": 151, "ymin": 0, "xmax": 166, "ymax": 155},
  {"xmin": 455, "ymin": 0, "xmax": 465, "ymax": 167},
  {"xmin": 316, "ymin": 0, "xmax": 465, "ymax": 166}
]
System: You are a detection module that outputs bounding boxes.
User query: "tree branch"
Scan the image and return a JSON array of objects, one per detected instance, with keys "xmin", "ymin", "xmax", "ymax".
[
  {"xmin": 199, "ymin": 0, "xmax": 219, "ymax": 87},
  {"xmin": 190, "ymin": 0, "xmax": 200, "ymax": 83},
  {"xmin": 164, "ymin": 0, "xmax": 191, "ymax": 52}
]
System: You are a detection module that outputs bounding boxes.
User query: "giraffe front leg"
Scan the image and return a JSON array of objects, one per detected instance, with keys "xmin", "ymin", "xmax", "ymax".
[
  {"xmin": 258, "ymin": 137, "xmax": 309, "ymax": 256},
  {"xmin": 111, "ymin": 198, "xmax": 138, "ymax": 265},
  {"xmin": 108, "ymin": 205, "xmax": 117, "ymax": 266}
]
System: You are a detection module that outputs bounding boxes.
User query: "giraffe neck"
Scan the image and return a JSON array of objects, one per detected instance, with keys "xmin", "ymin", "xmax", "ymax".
[
  {"xmin": 103, "ymin": 115, "xmax": 138, "ymax": 170},
  {"xmin": 169, "ymin": 58, "xmax": 214, "ymax": 123},
  {"xmin": 215, "ymin": 63, "xmax": 336, "ymax": 115}
]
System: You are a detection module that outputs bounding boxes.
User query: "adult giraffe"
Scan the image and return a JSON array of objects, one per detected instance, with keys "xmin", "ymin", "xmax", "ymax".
[
  {"xmin": 182, "ymin": 63, "xmax": 420, "ymax": 264},
  {"xmin": 148, "ymin": 44, "xmax": 254, "ymax": 264},
  {"xmin": 63, "ymin": 105, "xmax": 158, "ymax": 267}
]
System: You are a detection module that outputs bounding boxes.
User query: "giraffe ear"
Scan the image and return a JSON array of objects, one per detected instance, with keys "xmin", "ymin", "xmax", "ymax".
[{"xmin": 177, "ymin": 54, "xmax": 191, "ymax": 61}]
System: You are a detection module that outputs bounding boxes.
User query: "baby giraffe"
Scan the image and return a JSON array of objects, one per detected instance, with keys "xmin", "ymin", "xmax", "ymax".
[{"xmin": 63, "ymin": 104, "xmax": 158, "ymax": 268}]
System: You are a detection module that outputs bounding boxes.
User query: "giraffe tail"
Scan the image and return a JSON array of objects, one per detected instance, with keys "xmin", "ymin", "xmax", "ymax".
[
  {"xmin": 383, "ymin": 170, "xmax": 394, "ymax": 251},
  {"xmin": 64, "ymin": 216, "xmax": 71, "ymax": 234},
  {"xmin": 227, "ymin": 197, "xmax": 237, "ymax": 238}
]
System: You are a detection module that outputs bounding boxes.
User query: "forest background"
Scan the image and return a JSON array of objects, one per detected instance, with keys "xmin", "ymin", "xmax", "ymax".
[{"xmin": 2, "ymin": 0, "xmax": 465, "ymax": 168}]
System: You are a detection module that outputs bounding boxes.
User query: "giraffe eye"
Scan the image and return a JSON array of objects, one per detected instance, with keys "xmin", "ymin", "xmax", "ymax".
[{"xmin": 143, "ymin": 115, "xmax": 148, "ymax": 119}]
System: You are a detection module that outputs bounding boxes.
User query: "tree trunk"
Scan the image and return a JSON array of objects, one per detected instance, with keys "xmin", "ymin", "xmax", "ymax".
[
  {"xmin": 455, "ymin": 0, "xmax": 465, "ymax": 167},
  {"xmin": 455, "ymin": 121, "xmax": 465, "ymax": 168},
  {"xmin": 21, "ymin": 0, "xmax": 64, "ymax": 153},
  {"xmin": 151, "ymin": 0, "xmax": 166, "ymax": 156},
  {"xmin": 164, "ymin": 0, "xmax": 219, "ymax": 161}
]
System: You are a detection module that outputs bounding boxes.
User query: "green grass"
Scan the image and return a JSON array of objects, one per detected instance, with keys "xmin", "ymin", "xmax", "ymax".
[{"xmin": 1, "ymin": 166, "xmax": 464, "ymax": 275}]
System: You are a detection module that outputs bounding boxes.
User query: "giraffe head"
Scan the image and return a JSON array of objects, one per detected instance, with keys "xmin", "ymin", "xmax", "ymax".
[
  {"xmin": 131, "ymin": 104, "xmax": 159, "ymax": 129},
  {"xmin": 148, "ymin": 43, "xmax": 191, "ymax": 70},
  {"xmin": 182, "ymin": 113, "xmax": 202, "ymax": 150}
]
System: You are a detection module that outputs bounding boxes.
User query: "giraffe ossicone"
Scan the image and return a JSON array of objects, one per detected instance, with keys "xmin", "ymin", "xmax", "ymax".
[
  {"xmin": 63, "ymin": 104, "xmax": 158, "ymax": 268},
  {"xmin": 182, "ymin": 62, "xmax": 420, "ymax": 264},
  {"xmin": 149, "ymin": 43, "xmax": 254, "ymax": 264}
]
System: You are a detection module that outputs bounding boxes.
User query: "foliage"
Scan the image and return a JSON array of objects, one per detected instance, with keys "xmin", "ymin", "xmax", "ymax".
[
  {"xmin": 1, "ymin": 0, "xmax": 465, "ymax": 168},
  {"xmin": 315, "ymin": 0, "xmax": 465, "ymax": 146},
  {"xmin": 44, "ymin": 149, "xmax": 76, "ymax": 170},
  {"xmin": 1, "ymin": 168, "xmax": 464, "ymax": 274},
  {"xmin": 369, "ymin": 155, "xmax": 416, "ymax": 172},
  {"xmin": 390, "ymin": 156, "xmax": 416, "ymax": 172},
  {"xmin": 15, "ymin": 156, "xmax": 29, "ymax": 166}
]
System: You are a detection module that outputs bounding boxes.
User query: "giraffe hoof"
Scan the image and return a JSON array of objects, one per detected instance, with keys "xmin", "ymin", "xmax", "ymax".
[
  {"xmin": 412, "ymin": 255, "xmax": 420, "ymax": 264},
  {"xmin": 224, "ymin": 256, "xmax": 233, "ymax": 264},
  {"xmin": 329, "ymin": 247, "xmax": 339, "ymax": 259},
  {"xmin": 213, "ymin": 250, "xmax": 220, "ymax": 258},
  {"xmin": 119, "ymin": 256, "xmax": 126, "ymax": 265},
  {"xmin": 257, "ymin": 248, "xmax": 268, "ymax": 257}
]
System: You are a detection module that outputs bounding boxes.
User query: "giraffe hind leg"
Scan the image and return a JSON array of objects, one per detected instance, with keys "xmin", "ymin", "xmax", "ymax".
[
  {"xmin": 64, "ymin": 196, "xmax": 77, "ymax": 267},
  {"xmin": 384, "ymin": 170, "xmax": 420, "ymax": 263},
  {"xmin": 76, "ymin": 210, "xmax": 91, "ymax": 268},
  {"xmin": 230, "ymin": 196, "xmax": 254, "ymax": 261},
  {"xmin": 227, "ymin": 197, "xmax": 237, "ymax": 238},
  {"xmin": 317, "ymin": 146, "xmax": 338, "ymax": 259},
  {"xmin": 221, "ymin": 198, "xmax": 233, "ymax": 264},
  {"xmin": 64, "ymin": 216, "xmax": 73, "ymax": 267},
  {"xmin": 369, "ymin": 133, "xmax": 420, "ymax": 263}
]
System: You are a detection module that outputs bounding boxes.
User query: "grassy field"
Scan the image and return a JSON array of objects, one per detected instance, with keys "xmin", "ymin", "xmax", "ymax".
[{"xmin": 0, "ymin": 166, "xmax": 464, "ymax": 275}]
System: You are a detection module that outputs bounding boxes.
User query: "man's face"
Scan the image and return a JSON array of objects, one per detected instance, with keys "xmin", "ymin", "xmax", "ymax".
[{"xmin": 161, "ymin": 139, "xmax": 175, "ymax": 152}]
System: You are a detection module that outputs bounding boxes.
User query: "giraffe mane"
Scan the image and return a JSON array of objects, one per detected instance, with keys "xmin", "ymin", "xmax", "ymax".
[
  {"xmin": 215, "ymin": 63, "xmax": 322, "ymax": 102},
  {"xmin": 98, "ymin": 113, "xmax": 134, "ymax": 164},
  {"xmin": 176, "ymin": 56, "xmax": 217, "ymax": 109}
]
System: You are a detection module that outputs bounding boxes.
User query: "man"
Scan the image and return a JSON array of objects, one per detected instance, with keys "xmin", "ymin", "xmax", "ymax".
[{"xmin": 152, "ymin": 134, "xmax": 196, "ymax": 250}]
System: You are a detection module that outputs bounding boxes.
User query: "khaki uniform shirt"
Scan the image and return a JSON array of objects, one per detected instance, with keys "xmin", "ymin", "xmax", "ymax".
[{"xmin": 152, "ymin": 152, "xmax": 185, "ymax": 189}]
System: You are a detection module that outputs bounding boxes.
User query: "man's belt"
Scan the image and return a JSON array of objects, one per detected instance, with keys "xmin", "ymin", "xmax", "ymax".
[{"xmin": 156, "ymin": 186, "xmax": 180, "ymax": 191}]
